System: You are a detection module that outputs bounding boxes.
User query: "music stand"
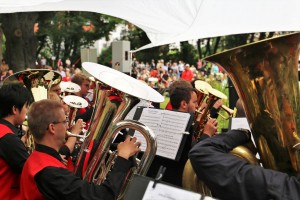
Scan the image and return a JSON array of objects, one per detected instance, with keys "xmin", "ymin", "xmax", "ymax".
[{"xmin": 124, "ymin": 174, "xmax": 208, "ymax": 200}]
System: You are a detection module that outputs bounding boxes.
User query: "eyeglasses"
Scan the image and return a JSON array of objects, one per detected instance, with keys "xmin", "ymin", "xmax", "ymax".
[{"xmin": 52, "ymin": 119, "xmax": 68, "ymax": 125}]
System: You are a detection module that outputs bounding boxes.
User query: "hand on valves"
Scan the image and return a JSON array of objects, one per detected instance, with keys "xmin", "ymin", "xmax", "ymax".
[
  {"xmin": 203, "ymin": 118, "xmax": 218, "ymax": 137},
  {"xmin": 70, "ymin": 119, "xmax": 86, "ymax": 136},
  {"xmin": 117, "ymin": 135, "xmax": 141, "ymax": 160}
]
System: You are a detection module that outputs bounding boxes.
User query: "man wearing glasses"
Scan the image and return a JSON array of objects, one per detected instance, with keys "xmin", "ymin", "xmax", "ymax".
[{"xmin": 21, "ymin": 99, "xmax": 141, "ymax": 200}]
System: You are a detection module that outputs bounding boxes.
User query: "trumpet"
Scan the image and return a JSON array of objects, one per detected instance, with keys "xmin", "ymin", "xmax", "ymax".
[
  {"xmin": 218, "ymin": 105, "xmax": 236, "ymax": 120},
  {"xmin": 193, "ymin": 87, "xmax": 227, "ymax": 142}
]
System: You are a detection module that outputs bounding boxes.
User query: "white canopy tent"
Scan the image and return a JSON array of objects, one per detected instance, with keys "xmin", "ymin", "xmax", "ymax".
[{"xmin": 0, "ymin": 0, "xmax": 300, "ymax": 51}]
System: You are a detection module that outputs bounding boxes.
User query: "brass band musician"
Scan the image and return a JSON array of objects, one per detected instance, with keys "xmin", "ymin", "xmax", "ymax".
[
  {"xmin": 21, "ymin": 99, "xmax": 141, "ymax": 200},
  {"xmin": 0, "ymin": 83, "xmax": 32, "ymax": 200},
  {"xmin": 147, "ymin": 81, "xmax": 218, "ymax": 187}
]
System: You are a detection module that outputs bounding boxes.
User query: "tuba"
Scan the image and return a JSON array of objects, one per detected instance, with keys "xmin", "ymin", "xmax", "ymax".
[
  {"xmin": 3, "ymin": 69, "xmax": 62, "ymax": 153},
  {"xmin": 183, "ymin": 32, "xmax": 300, "ymax": 195},
  {"xmin": 75, "ymin": 62, "xmax": 163, "ymax": 199}
]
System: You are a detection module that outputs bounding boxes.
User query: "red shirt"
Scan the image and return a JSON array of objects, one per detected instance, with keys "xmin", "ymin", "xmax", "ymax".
[
  {"xmin": 0, "ymin": 124, "xmax": 21, "ymax": 200},
  {"xmin": 21, "ymin": 151, "xmax": 67, "ymax": 200},
  {"xmin": 181, "ymin": 69, "xmax": 193, "ymax": 81}
]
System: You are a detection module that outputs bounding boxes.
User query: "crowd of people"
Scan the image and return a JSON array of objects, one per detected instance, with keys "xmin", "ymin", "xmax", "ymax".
[{"xmin": 130, "ymin": 58, "xmax": 228, "ymax": 93}]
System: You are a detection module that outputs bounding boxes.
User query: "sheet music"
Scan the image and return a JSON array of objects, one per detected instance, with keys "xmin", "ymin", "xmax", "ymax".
[
  {"xmin": 142, "ymin": 181, "xmax": 201, "ymax": 200},
  {"xmin": 125, "ymin": 100, "xmax": 153, "ymax": 120},
  {"xmin": 230, "ymin": 117, "xmax": 251, "ymax": 130},
  {"xmin": 133, "ymin": 108, "xmax": 191, "ymax": 160}
]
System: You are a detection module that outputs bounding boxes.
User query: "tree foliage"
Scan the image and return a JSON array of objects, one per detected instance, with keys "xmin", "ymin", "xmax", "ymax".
[
  {"xmin": 37, "ymin": 11, "xmax": 121, "ymax": 68},
  {"xmin": 124, "ymin": 26, "xmax": 169, "ymax": 63}
]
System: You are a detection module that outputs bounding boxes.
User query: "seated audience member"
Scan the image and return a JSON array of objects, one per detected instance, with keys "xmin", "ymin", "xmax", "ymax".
[{"xmin": 21, "ymin": 99, "xmax": 141, "ymax": 200}]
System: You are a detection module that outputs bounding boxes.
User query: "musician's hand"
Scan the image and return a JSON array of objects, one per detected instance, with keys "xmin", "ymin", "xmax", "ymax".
[
  {"xmin": 70, "ymin": 119, "xmax": 85, "ymax": 135},
  {"xmin": 117, "ymin": 136, "xmax": 141, "ymax": 160},
  {"xmin": 60, "ymin": 154, "xmax": 68, "ymax": 166},
  {"xmin": 213, "ymin": 99, "xmax": 223, "ymax": 110},
  {"xmin": 203, "ymin": 118, "xmax": 218, "ymax": 137}
]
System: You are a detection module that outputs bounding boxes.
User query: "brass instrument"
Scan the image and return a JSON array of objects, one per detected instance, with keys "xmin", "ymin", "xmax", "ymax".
[
  {"xmin": 74, "ymin": 81, "xmax": 121, "ymax": 177},
  {"xmin": 75, "ymin": 62, "xmax": 163, "ymax": 199},
  {"xmin": 193, "ymin": 87, "xmax": 227, "ymax": 142},
  {"xmin": 60, "ymin": 81, "xmax": 81, "ymax": 97},
  {"xmin": 67, "ymin": 131, "xmax": 87, "ymax": 139},
  {"xmin": 182, "ymin": 32, "xmax": 300, "ymax": 195},
  {"xmin": 219, "ymin": 105, "xmax": 236, "ymax": 120},
  {"xmin": 63, "ymin": 94, "xmax": 88, "ymax": 127},
  {"xmin": 193, "ymin": 80, "xmax": 211, "ymax": 122},
  {"xmin": 3, "ymin": 69, "xmax": 62, "ymax": 153}
]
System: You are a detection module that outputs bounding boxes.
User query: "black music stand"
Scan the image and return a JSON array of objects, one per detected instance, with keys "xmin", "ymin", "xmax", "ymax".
[{"xmin": 124, "ymin": 174, "xmax": 210, "ymax": 200}]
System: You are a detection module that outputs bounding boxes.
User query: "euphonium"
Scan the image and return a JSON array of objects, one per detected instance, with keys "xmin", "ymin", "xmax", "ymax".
[
  {"xmin": 3, "ymin": 69, "xmax": 62, "ymax": 153},
  {"xmin": 183, "ymin": 32, "xmax": 300, "ymax": 194},
  {"xmin": 75, "ymin": 62, "xmax": 163, "ymax": 199},
  {"xmin": 74, "ymin": 79, "xmax": 121, "ymax": 177}
]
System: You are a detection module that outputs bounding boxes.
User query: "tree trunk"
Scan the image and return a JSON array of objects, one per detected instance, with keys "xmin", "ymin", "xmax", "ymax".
[
  {"xmin": 196, "ymin": 39, "xmax": 202, "ymax": 59},
  {"xmin": 0, "ymin": 28, "xmax": 3, "ymax": 62},
  {"xmin": 1, "ymin": 13, "xmax": 38, "ymax": 72}
]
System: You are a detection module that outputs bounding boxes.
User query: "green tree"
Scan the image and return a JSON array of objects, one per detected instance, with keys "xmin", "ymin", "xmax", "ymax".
[
  {"xmin": 124, "ymin": 26, "xmax": 169, "ymax": 63},
  {"xmin": 179, "ymin": 41, "xmax": 197, "ymax": 65},
  {"xmin": 98, "ymin": 46, "xmax": 112, "ymax": 67},
  {"xmin": 37, "ymin": 11, "xmax": 121, "ymax": 68}
]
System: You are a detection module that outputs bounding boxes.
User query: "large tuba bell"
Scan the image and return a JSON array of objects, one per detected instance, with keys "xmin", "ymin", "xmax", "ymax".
[
  {"xmin": 183, "ymin": 32, "xmax": 300, "ymax": 195},
  {"xmin": 3, "ymin": 69, "xmax": 62, "ymax": 153},
  {"xmin": 75, "ymin": 62, "xmax": 163, "ymax": 199}
]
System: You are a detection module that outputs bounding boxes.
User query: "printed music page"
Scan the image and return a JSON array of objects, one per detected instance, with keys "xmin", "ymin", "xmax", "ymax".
[
  {"xmin": 142, "ymin": 181, "xmax": 202, "ymax": 200},
  {"xmin": 133, "ymin": 108, "xmax": 191, "ymax": 160},
  {"xmin": 230, "ymin": 117, "xmax": 251, "ymax": 130}
]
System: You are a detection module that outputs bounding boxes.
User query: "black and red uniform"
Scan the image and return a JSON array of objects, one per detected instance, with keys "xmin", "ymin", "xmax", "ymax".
[
  {"xmin": 0, "ymin": 119, "xmax": 29, "ymax": 200},
  {"xmin": 21, "ymin": 143, "xmax": 132, "ymax": 200},
  {"xmin": 20, "ymin": 149, "xmax": 67, "ymax": 200}
]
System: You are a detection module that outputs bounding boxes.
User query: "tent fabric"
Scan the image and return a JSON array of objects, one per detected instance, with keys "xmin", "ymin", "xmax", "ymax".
[{"xmin": 0, "ymin": 0, "xmax": 300, "ymax": 51}]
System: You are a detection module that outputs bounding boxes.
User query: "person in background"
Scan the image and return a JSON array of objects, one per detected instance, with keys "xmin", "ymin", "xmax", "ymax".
[
  {"xmin": 21, "ymin": 99, "xmax": 141, "ymax": 200},
  {"xmin": 181, "ymin": 64, "xmax": 193, "ymax": 82},
  {"xmin": 0, "ymin": 84, "xmax": 33, "ymax": 200},
  {"xmin": 62, "ymin": 68, "xmax": 72, "ymax": 82},
  {"xmin": 71, "ymin": 73, "xmax": 93, "ymax": 124},
  {"xmin": 57, "ymin": 65, "xmax": 66, "ymax": 78},
  {"xmin": 147, "ymin": 86, "xmax": 217, "ymax": 187},
  {"xmin": 50, "ymin": 83, "xmax": 62, "ymax": 96}
]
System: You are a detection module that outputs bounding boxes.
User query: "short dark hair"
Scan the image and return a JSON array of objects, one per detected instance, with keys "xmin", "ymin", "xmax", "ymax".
[
  {"xmin": 71, "ymin": 73, "xmax": 90, "ymax": 85},
  {"xmin": 170, "ymin": 87, "xmax": 195, "ymax": 110},
  {"xmin": 169, "ymin": 79, "xmax": 192, "ymax": 96},
  {"xmin": 0, "ymin": 84, "xmax": 33, "ymax": 118},
  {"xmin": 27, "ymin": 99, "xmax": 63, "ymax": 141}
]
